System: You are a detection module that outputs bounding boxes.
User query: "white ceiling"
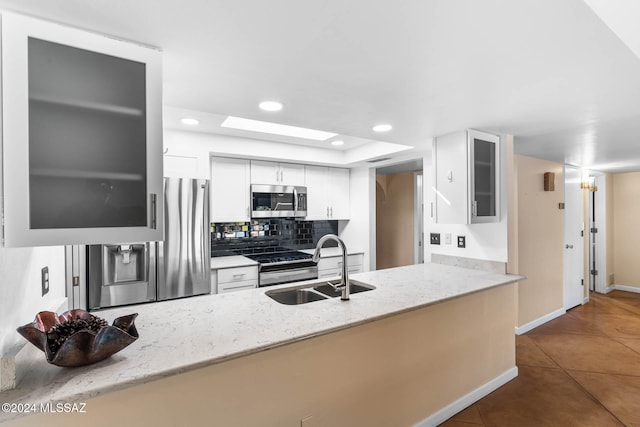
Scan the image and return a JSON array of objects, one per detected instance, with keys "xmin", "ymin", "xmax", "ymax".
[{"xmin": 2, "ymin": 0, "xmax": 640, "ymax": 172}]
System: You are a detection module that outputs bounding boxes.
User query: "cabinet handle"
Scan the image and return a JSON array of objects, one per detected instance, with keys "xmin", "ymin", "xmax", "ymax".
[
  {"xmin": 233, "ymin": 273, "xmax": 246, "ymax": 278},
  {"xmin": 150, "ymin": 193, "xmax": 157, "ymax": 229},
  {"xmin": 280, "ymin": 170, "xmax": 284, "ymax": 182},
  {"xmin": 330, "ymin": 207, "xmax": 333, "ymax": 218},
  {"xmin": 472, "ymin": 200, "xmax": 477, "ymax": 217},
  {"xmin": 327, "ymin": 207, "xmax": 330, "ymax": 218}
]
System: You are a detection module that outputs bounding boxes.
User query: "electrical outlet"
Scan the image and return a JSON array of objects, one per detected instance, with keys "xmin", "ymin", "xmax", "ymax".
[
  {"xmin": 41, "ymin": 267, "xmax": 49, "ymax": 296},
  {"xmin": 430, "ymin": 233, "xmax": 441, "ymax": 245},
  {"xmin": 445, "ymin": 233, "xmax": 452, "ymax": 245},
  {"xmin": 457, "ymin": 236, "xmax": 466, "ymax": 248}
]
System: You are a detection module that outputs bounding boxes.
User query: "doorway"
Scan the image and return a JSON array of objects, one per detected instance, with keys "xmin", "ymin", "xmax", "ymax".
[
  {"xmin": 375, "ymin": 159, "xmax": 424, "ymax": 270},
  {"xmin": 563, "ymin": 165, "xmax": 584, "ymax": 309},
  {"xmin": 587, "ymin": 173, "xmax": 607, "ymax": 293}
]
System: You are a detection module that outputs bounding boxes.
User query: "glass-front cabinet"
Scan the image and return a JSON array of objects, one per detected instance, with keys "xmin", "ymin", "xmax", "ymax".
[
  {"xmin": 1, "ymin": 12, "xmax": 163, "ymax": 246},
  {"xmin": 433, "ymin": 129, "xmax": 499, "ymax": 224},
  {"xmin": 468, "ymin": 130, "xmax": 499, "ymax": 223}
]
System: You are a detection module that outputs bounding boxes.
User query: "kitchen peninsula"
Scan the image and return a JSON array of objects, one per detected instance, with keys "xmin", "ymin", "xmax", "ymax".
[{"xmin": 1, "ymin": 262, "xmax": 521, "ymax": 426}]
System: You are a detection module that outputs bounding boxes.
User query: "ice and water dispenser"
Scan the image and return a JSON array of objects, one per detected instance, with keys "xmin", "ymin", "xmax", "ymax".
[{"xmin": 87, "ymin": 242, "xmax": 157, "ymax": 310}]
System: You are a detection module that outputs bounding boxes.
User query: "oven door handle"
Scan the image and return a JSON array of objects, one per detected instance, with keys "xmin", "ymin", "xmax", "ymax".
[{"xmin": 293, "ymin": 187, "xmax": 299, "ymax": 214}]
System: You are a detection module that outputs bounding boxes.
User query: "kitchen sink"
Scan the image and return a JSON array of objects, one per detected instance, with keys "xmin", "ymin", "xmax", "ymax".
[
  {"xmin": 266, "ymin": 279, "xmax": 375, "ymax": 305},
  {"xmin": 266, "ymin": 288, "xmax": 328, "ymax": 305},
  {"xmin": 313, "ymin": 279, "xmax": 376, "ymax": 297}
]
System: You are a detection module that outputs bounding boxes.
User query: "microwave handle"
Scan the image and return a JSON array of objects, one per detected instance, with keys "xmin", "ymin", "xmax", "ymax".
[{"xmin": 294, "ymin": 188, "xmax": 299, "ymax": 213}]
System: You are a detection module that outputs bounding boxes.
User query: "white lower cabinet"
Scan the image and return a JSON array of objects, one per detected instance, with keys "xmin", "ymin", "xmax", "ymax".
[
  {"xmin": 212, "ymin": 265, "xmax": 258, "ymax": 294},
  {"xmin": 317, "ymin": 254, "xmax": 363, "ymax": 279}
]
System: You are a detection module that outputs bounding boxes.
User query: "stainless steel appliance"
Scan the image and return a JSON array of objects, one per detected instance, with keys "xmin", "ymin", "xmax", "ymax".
[
  {"xmin": 87, "ymin": 178, "xmax": 211, "ymax": 309},
  {"xmin": 87, "ymin": 243, "xmax": 156, "ymax": 309},
  {"xmin": 245, "ymin": 250, "xmax": 318, "ymax": 286},
  {"xmin": 157, "ymin": 178, "xmax": 211, "ymax": 300},
  {"xmin": 251, "ymin": 184, "xmax": 307, "ymax": 218}
]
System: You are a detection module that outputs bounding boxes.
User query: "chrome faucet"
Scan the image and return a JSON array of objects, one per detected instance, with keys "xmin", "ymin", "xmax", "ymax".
[{"xmin": 312, "ymin": 234, "xmax": 350, "ymax": 300}]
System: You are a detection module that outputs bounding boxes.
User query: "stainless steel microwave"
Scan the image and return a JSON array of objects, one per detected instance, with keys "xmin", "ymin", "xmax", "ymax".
[{"xmin": 251, "ymin": 184, "xmax": 307, "ymax": 218}]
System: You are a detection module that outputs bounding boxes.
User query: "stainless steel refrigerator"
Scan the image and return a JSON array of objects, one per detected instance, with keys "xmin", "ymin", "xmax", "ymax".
[
  {"xmin": 87, "ymin": 178, "xmax": 210, "ymax": 310},
  {"xmin": 157, "ymin": 178, "xmax": 211, "ymax": 300}
]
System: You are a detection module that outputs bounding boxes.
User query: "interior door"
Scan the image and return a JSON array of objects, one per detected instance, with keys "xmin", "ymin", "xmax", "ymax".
[
  {"xmin": 563, "ymin": 165, "xmax": 584, "ymax": 309},
  {"xmin": 414, "ymin": 172, "xmax": 424, "ymax": 264}
]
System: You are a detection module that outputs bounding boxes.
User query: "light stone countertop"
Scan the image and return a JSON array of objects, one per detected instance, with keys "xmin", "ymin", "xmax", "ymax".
[
  {"xmin": 210, "ymin": 255, "xmax": 258, "ymax": 270},
  {"xmin": 0, "ymin": 262, "xmax": 523, "ymax": 422}
]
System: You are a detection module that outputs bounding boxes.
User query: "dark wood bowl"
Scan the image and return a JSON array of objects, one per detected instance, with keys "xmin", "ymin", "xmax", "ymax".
[{"xmin": 17, "ymin": 309, "xmax": 138, "ymax": 367}]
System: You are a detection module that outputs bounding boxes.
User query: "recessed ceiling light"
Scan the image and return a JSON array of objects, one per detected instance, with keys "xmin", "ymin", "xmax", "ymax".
[
  {"xmin": 259, "ymin": 101, "xmax": 284, "ymax": 112},
  {"xmin": 221, "ymin": 116, "xmax": 337, "ymax": 141},
  {"xmin": 331, "ymin": 140, "xmax": 345, "ymax": 146},
  {"xmin": 372, "ymin": 124, "xmax": 392, "ymax": 133},
  {"xmin": 181, "ymin": 117, "xmax": 200, "ymax": 126}
]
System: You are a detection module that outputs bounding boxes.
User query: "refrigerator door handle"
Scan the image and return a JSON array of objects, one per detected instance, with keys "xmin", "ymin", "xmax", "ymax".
[{"xmin": 150, "ymin": 193, "xmax": 157, "ymax": 229}]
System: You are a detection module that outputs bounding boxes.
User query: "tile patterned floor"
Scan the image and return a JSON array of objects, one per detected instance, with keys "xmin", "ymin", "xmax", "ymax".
[{"xmin": 439, "ymin": 291, "xmax": 640, "ymax": 427}]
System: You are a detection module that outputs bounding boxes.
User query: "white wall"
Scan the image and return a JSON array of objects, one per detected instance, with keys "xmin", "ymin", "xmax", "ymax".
[
  {"xmin": 340, "ymin": 167, "xmax": 376, "ymax": 271},
  {"xmin": 0, "ymin": 247, "xmax": 66, "ymax": 356},
  {"xmin": 164, "ymin": 130, "xmax": 343, "ymax": 178},
  {"xmin": 426, "ymin": 135, "xmax": 511, "ymax": 263},
  {"xmin": 165, "ymin": 129, "xmax": 381, "ymax": 271},
  {"xmin": 163, "ymin": 129, "xmax": 413, "ymax": 173},
  {"xmin": 0, "ymin": 102, "xmax": 67, "ymax": 361}
]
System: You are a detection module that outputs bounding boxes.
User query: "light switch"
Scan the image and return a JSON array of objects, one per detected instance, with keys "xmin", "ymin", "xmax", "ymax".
[
  {"xmin": 445, "ymin": 233, "xmax": 452, "ymax": 245},
  {"xmin": 41, "ymin": 266, "xmax": 49, "ymax": 296},
  {"xmin": 430, "ymin": 233, "xmax": 441, "ymax": 245}
]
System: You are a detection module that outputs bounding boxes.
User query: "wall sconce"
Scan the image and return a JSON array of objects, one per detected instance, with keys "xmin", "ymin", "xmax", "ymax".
[
  {"xmin": 544, "ymin": 172, "xmax": 555, "ymax": 191},
  {"xmin": 581, "ymin": 176, "xmax": 597, "ymax": 192}
]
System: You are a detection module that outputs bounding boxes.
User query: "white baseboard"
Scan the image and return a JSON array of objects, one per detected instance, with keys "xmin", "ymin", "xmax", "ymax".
[
  {"xmin": 602, "ymin": 286, "xmax": 615, "ymax": 294},
  {"xmin": 514, "ymin": 308, "xmax": 565, "ymax": 335},
  {"xmin": 583, "ymin": 296, "xmax": 590, "ymax": 304},
  {"xmin": 414, "ymin": 367, "xmax": 518, "ymax": 427},
  {"xmin": 611, "ymin": 285, "xmax": 640, "ymax": 294}
]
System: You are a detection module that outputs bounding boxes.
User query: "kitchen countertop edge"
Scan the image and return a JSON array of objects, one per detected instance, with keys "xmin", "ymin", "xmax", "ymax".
[
  {"xmin": 0, "ymin": 263, "xmax": 523, "ymax": 422},
  {"xmin": 210, "ymin": 255, "xmax": 258, "ymax": 269}
]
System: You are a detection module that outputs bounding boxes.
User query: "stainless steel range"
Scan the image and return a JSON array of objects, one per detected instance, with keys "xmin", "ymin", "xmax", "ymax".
[{"xmin": 245, "ymin": 250, "xmax": 318, "ymax": 287}]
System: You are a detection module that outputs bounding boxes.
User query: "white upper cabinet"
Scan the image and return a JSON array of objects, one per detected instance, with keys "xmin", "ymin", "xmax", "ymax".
[
  {"xmin": 250, "ymin": 160, "xmax": 305, "ymax": 186},
  {"xmin": 164, "ymin": 155, "xmax": 199, "ymax": 179},
  {"xmin": 210, "ymin": 157, "xmax": 251, "ymax": 222},
  {"xmin": 305, "ymin": 166, "xmax": 350, "ymax": 220},
  {"xmin": 433, "ymin": 129, "xmax": 499, "ymax": 224},
  {"xmin": 1, "ymin": 12, "xmax": 163, "ymax": 247},
  {"xmin": 327, "ymin": 167, "xmax": 350, "ymax": 219},
  {"xmin": 305, "ymin": 166, "xmax": 329, "ymax": 220}
]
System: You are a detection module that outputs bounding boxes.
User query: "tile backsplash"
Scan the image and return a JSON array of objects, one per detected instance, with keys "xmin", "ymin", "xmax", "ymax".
[{"xmin": 211, "ymin": 219, "xmax": 338, "ymax": 257}]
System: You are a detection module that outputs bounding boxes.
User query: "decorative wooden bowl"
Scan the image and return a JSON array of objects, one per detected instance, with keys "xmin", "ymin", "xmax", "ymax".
[{"xmin": 17, "ymin": 309, "xmax": 138, "ymax": 367}]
